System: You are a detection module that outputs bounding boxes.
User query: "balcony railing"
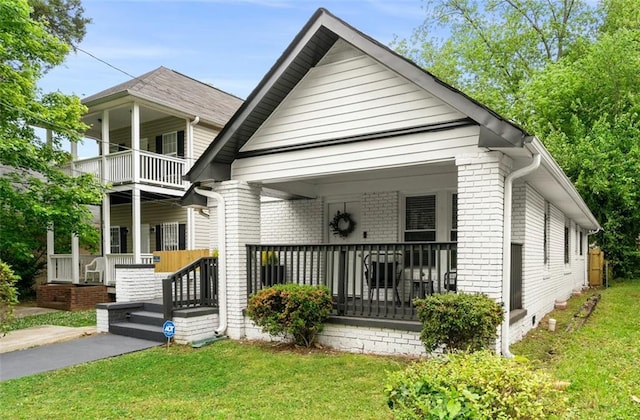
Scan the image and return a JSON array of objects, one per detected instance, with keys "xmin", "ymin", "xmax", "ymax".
[
  {"xmin": 48, "ymin": 253, "xmax": 153, "ymax": 285},
  {"xmin": 247, "ymin": 243, "xmax": 457, "ymax": 322},
  {"xmin": 65, "ymin": 151, "xmax": 186, "ymax": 189}
]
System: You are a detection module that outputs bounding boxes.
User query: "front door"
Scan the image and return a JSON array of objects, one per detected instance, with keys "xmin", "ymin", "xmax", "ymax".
[{"xmin": 327, "ymin": 200, "xmax": 363, "ymax": 297}]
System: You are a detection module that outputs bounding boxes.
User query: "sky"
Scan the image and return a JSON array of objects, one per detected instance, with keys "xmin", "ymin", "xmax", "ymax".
[{"xmin": 39, "ymin": 0, "xmax": 428, "ymax": 156}]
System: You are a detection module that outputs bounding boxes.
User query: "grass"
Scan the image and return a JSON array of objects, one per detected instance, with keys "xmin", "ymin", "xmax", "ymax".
[
  {"xmin": 6, "ymin": 309, "xmax": 96, "ymax": 332},
  {"xmin": 512, "ymin": 278, "xmax": 640, "ymax": 419},
  {"xmin": 3, "ymin": 281, "xmax": 639, "ymax": 418},
  {"xmin": 0, "ymin": 340, "xmax": 409, "ymax": 419}
]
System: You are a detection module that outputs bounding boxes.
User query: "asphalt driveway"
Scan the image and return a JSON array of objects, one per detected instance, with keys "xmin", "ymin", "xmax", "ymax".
[{"xmin": 0, "ymin": 333, "xmax": 159, "ymax": 381}]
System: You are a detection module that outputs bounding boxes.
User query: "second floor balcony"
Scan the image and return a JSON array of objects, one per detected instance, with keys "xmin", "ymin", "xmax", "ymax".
[{"xmin": 66, "ymin": 150, "xmax": 187, "ymax": 191}]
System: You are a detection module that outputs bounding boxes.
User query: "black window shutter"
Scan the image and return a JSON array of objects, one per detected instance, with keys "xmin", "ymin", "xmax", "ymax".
[
  {"xmin": 178, "ymin": 224, "xmax": 186, "ymax": 250},
  {"xmin": 120, "ymin": 227, "xmax": 128, "ymax": 253},
  {"xmin": 177, "ymin": 130, "xmax": 185, "ymax": 157},
  {"xmin": 155, "ymin": 225, "xmax": 162, "ymax": 251},
  {"xmin": 155, "ymin": 135, "xmax": 162, "ymax": 154}
]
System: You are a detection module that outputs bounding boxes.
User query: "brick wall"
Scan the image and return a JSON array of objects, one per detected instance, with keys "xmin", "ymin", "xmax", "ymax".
[
  {"xmin": 36, "ymin": 284, "xmax": 109, "ymax": 310},
  {"xmin": 261, "ymin": 198, "xmax": 324, "ymax": 243},
  {"xmin": 361, "ymin": 191, "xmax": 399, "ymax": 241},
  {"xmin": 244, "ymin": 318, "xmax": 426, "ymax": 357},
  {"xmin": 216, "ymin": 180, "xmax": 261, "ymax": 340},
  {"xmin": 115, "ymin": 265, "xmax": 162, "ymax": 302},
  {"xmin": 455, "ymin": 151, "xmax": 512, "ymax": 299},
  {"xmin": 96, "ymin": 308, "xmax": 109, "ymax": 333},
  {"xmin": 173, "ymin": 314, "xmax": 220, "ymax": 344}
]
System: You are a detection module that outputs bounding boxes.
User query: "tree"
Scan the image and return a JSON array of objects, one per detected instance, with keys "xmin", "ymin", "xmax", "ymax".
[
  {"xmin": 393, "ymin": 0, "xmax": 597, "ymax": 118},
  {"xmin": 0, "ymin": 0, "xmax": 103, "ymax": 295},
  {"xmin": 396, "ymin": 0, "xmax": 640, "ymax": 276},
  {"xmin": 29, "ymin": 0, "xmax": 91, "ymax": 49},
  {"xmin": 520, "ymin": 21, "xmax": 640, "ymax": 276}
]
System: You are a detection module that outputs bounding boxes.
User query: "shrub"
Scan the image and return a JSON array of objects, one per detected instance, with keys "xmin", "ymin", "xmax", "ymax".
[
  {"xmin": 247, "ymin": 283, "xmax": 333, "ymax": 347},
  {"xmin": 385, "ymin": 351, "xmax": 567, "ymax": 419},
  {"xmin": 0, "ymin": 260, "xmax": 20, "ymax": 335},
  {"xmin": 413, "ymin": 292, "xmax": 503, "ymax": 353}
]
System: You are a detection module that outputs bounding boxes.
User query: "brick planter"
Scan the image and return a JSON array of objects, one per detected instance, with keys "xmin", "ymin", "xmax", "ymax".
[{"xmin": 37, "ymin": 284, "xmax": 110, "ymax": 311}]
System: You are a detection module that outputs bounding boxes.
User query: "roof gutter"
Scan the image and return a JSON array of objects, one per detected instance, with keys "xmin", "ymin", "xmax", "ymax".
[
  {"xmin": 502, "ymin": 151, "xmax": 541, "ymax": 358},
  {"xmin": 194, "ymin": 187, "xmax": 227, "ymax": 336}
]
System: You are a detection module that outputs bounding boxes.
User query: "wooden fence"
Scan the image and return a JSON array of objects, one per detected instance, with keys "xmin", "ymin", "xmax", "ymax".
[
  {"xmin": 153, "ymin": 249, "xmax": 211, "ymax": 273},
  {"xmin": 588, "ymin": 249, "xmax": 605, "ymax": 287}
]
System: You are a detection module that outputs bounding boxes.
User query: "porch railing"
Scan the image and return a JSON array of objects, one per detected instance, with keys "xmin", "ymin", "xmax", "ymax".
[
  {"xmin": 48, "ymin": 254, "xmax": 100, "ymax": 282},
  {"xmin": 246, "ymin": 243, "xmax": 457, "ymax": 322},
  {"xmin": 163, "ymin": 257, "xmax": 218, "ymax": 320},
  {"xmin": 65, "ymin": 151, "xmax": 186, "ymax": 189}
]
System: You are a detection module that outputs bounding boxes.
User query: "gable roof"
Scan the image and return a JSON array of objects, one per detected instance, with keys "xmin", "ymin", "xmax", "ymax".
[
  {"xmin": 185, "ymin": 8, "xmax": 532, "ymax": 182},
  {"xmin": 83, "ymin": 66, "xmax": 243, "ymax": 127}
]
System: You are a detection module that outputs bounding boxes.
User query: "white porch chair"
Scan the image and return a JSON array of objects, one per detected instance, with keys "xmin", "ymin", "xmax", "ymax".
[{"xmin": 84, "ymin": 257, "xmax": 106, "ymax": 283}]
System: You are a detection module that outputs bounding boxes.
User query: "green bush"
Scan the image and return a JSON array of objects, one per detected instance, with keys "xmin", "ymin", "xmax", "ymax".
[
  {"xmin": 414, "ymin": 292, "xmax": 503, "ymax": 353},
  {"xmin": 0, "ymin": 260, "xmax": 20, "ymax": 335},
  {"xmin": 385, "ymin": 351, "xmax": 567, "ymax": 419},
  {"xmin": 247, "ymin": 283, "xmax": 333, "ymax": 347}
]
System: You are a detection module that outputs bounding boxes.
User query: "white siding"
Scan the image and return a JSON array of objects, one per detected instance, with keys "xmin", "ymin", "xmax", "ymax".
[
  {"xmin": 109, "ymin": 116, "xmax": 185, "ymax": 153},
  {"xmin": 110, "ymin": 201, "xmax": 190, "ymax": 252},
  {"xmin": 509, "ymin": 184, "xmax": 589, "ymax": 344},
  {"xmin": 241, "ymin": 41, "xmax": 466, "ymax": 152},
  {"xmin": 192, "ymin": 125, "xmax": 219, "ymax": 161},
  {"xmin": 232, "ymin": 125, "xmax": 479, "ymax": 182}
]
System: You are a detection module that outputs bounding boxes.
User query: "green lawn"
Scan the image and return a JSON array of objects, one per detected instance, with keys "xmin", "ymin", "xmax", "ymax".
[
  {"xmin": 3, "ymin": 280, "xmax": 639, "ymax": 419},
  {"xmin": 6, "ymin": 309, "xmax": 96, "ymax": 331},
  {"xmin": 1, "ymin": 339, "xmax": 407, "ymax": 419},
  {"xmin": 512, "ymin": 279, "xmax": 640, "ymax": 419}
]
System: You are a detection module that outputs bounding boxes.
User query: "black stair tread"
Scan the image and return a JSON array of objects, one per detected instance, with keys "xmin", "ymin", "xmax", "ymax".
[
  {"xmin": 111, "ymin": 321, "xmax": 162, "ymax": 331},
  {"xmin": 129, "ymin": 310, "xmax": 164, "ymax": 319}
]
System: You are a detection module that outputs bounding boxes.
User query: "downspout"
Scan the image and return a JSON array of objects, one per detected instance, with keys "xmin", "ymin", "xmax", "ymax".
[
  {"xmin": 502, "ymin": 152, "xmax": 541, "ymax": 358},
  {"xmin": 194, "ymin": 187, "xmax": 227, "ymax": 336}
]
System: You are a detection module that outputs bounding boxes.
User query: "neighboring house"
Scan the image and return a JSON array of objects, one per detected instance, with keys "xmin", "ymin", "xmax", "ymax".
[
  {"xmin": 175, "ymin": 8, "xmax": 600, "ymax": 356},
  {"xmin": 46, "ymin": 67, "xmax": 243, "ymax": 286}
]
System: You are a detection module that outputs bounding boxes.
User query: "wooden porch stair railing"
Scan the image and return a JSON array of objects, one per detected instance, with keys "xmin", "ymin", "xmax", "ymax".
[{"xmin": 162, "ymin": 257, "xmax": 218, "ymax": 321}]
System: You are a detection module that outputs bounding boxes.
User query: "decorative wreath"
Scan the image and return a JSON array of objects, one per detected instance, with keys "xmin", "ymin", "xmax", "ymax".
[{"xmin": 329, "ymin": 211, "xmax": 356, "ymax": 238}]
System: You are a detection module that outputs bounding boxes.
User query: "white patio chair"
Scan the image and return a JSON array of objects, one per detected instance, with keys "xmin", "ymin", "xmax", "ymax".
[{"xmin": 84, "ymin": 257, "xmax": 106, "ymax": 283}]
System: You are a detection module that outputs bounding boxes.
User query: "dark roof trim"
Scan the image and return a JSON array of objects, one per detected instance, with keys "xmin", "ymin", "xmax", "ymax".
[
  {"xmin": 185, "ymin": 9, "xmax": 331, "ymax": 182},
  {"xmin": 237, "ymin": 118, "xmax": 476, "ymax": 159},
  {"xmin": 186, "ymin": 8, "xmax": 531, "ymax": 183}
]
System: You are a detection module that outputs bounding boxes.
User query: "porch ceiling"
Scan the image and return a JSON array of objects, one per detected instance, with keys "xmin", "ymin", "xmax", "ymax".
[
  {"xmin": 110, "ymin": 190, "xmax": 181, "ymax": 205},
  {"xmin": 260, "ymin": 160, "xmax": 457, "ymax": 199},
  {"xmin": 83, "ymin": 105, "xmax": 176, "ymax": 140}
]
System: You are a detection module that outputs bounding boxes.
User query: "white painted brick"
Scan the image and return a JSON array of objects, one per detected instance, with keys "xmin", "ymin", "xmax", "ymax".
[{"xmin": 96, "ymin": 308, "xmax": 109, "ymax": 333}]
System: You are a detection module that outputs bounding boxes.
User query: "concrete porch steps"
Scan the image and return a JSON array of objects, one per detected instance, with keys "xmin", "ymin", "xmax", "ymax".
[{"xmin": 109, "ymin": 302, "xmax": 166, "ymax": 343}]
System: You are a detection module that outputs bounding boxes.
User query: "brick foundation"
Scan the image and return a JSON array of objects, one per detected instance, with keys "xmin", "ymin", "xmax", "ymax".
[{"xmin": 37, "ymin": 284, "xmax": 111, "ymax": 311}]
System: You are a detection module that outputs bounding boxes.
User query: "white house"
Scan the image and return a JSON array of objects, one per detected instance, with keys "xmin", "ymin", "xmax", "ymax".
[
  {"xmin": 46, "ymin": 67, "xmax": 243, "ymax": 287},
  {"xmin": 176, "ymin": 8, "xmax": 600, "ymax": 356}
]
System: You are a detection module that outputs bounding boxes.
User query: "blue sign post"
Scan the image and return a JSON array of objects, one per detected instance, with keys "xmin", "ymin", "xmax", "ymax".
[{"xmin": 163, "ymin": 320, "xmax": 175, "ymax": 348}]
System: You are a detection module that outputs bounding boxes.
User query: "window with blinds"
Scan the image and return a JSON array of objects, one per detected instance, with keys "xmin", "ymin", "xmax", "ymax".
[
  {"xmin": 162, "ymin": 132, "xmax": 177, "ymax": 157},
  {"xmin": 404, "ymin": 195, "xmax": 436, "ymax": 242}
]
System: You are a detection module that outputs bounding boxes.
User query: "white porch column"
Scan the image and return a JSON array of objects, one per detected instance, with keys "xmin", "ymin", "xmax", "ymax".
[
  {"xmin": 102, "ymin": 194, "xmax": 111, "ymax": 281},
  {"xmin": 71, "ymin": 234, "xmax": 80, "ymax": 283},
  {"xmin": 455, "ymin": 151, "xmax": 512, "ymax": 300},
  {"xmin": 47, "ymin": 225, "xmax": 54, "ymax": 283},
  {"xmin": 132, "ymin": 186, "xmax": 141, "ymax": 263},
  {"xmin": 131, "ymin": 103, "xmax": 141, "ymax": 263},
  {"xmin": 215, "ymin": 181, "xmax": 261, "ymax": 340},
  {"xmin": 101, "ymin": 110, "xmax": 110, "ymax": 183}
]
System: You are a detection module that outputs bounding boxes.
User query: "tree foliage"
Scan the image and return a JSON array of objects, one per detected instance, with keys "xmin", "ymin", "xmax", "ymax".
[
  {"xmin": 0, "ymin": 0, "xmax": 103, "ymax": 295},
  {"xmin": 393, "ymin": 0, "xmax": 597, "ymax": 115},
  {"xmin": 397, "ymin": 0, "xmax": 640, "ymax": 276},
  {"xmin": 29, "ymin": 0, "xmax": 91, "ymax": 48}
]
